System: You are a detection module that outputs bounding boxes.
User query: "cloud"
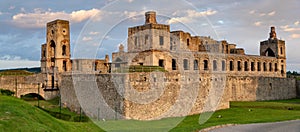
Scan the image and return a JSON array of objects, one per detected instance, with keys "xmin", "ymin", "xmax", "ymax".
[
  {"xmin": 290, "ymin": 34, "xmax": 300, "ymax": 39},
  {"xmin": 280, "ymin": 25, "xmax": 300, "ymax": 32},
  {"xmin": 0, "ymin": 11, "xmax": 3, "ymax": 15},
  {"xmin": 254, "ymin": 21, "xmax": 262, "ymax": 26},
  {"xmin": 268, "ymin": 11, "xmax": 276, "ymax": 16},
  {"xmin": 167, "ymin": 9, "xmax": 217, "ymax": 24},
  {"xmin": 295, "ymin": 21, "xmax": 299, "ymax": 26},
  {"xmin": 249, "ymin": 10, "xmax": 255, "ymax": 14},
  {"xmin": 0, "ymin": 55, "xmax": 23, "ymax": 61},
  {"xmin": 89, "ymin": 31, "xmax": 100, "ymax": 35},
  {"xmin": 12, "ymin": 8, "xmax": 101, "ymax": 28},
  {"xmin": 82, "ymin": 36, "xmax": 92, "ymax": 41}
]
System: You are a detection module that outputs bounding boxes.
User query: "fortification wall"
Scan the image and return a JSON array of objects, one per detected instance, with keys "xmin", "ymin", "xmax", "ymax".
[
  {"xmin": 60, "ymin": 73, "xmax": 296, "ymax": 120},
  {"xmin": 0, "ymin": 74, "xmax": 44, "ymax": 97},
  {"xmin": 296, "ymin": 80, "xmax": 300, "ymax": 98}
]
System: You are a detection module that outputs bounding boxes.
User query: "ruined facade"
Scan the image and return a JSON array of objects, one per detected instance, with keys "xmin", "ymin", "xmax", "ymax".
[
  {"xmin": 112, "ymin": 11, "xmax": 286, "ymax": 78},
  {"xmin": 32, "ymin": 11, "xmax": 296, "ymax": 120}
]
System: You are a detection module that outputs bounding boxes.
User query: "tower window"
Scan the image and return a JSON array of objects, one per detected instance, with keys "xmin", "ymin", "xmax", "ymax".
[
  {"xmin": 187, "ymin": 39, "xmax": 190, "ymax": 46},
  {"xmin": 159, "ymin": 36, "xmax": 164, "ymax": 46},
  {"xmin": 244, "ymin": 61, "xmax": 248, "ymax": 71},
  {"xmin": 237, "ymin": 61, "xmax": 242, "ymax": 71},
  {"xmin": 159, "ymin": 59, "xmax": 164, "ymax": 68},
  {"xmin": 280, "ymin": 47, "xmax": 283, "ymax": 54},
  {"xmin": 213, "ymin": 60, "xmax": 217, "ymax": 71},
  {"xmin": 63, "ymin": 61, "xmax": 67, "ymax": 71},
  {"xmin": 183, "ymin": 59, "xmax": 189, "ymax": 70},
  {"xmin": 222, "ymin": 60, "xmax": 226, "ymax": 71},
  {"xmin": 194, "ymin": 60, "xmax": 198, "ymax": 70},
  {"xmin": 251, "ymin": 62, "xmax": 255, "ymax": 71},
  {"xmin": 230, "ymin": 61, "xmax": 234, "ymax": 71},
  {"xmin": 257, "ymin": 62, "xmax": 261, "ymax": 71},
  {"xmin": 62, "ymin": 45, "xmax": 66, "ymax": 56},
  {"xmin": 204, "ymin": 60, "xmax": 208, "ymax": 70},
  {"xmin": 172, "ymin": 59, "xmax": 176, "ymax": 70},
  {"xmin": 275, "ymin": 63, "xmax": 278, "ymax": 71}
]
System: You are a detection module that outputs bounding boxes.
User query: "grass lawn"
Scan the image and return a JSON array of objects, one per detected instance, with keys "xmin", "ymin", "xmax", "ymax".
[{"xmin": 0, "ymin": 94, "xmax": 299, "ymax": 131}]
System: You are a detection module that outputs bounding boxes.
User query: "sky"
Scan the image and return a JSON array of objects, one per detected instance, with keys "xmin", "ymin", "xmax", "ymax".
[{"xmin": 0, "ymin": 0, "xmax": 299, "ymax": 71}]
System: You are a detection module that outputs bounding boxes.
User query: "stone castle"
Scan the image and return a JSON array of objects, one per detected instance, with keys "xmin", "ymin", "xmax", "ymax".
[{"xmin": 0, "ymin": 11, "xmax": 298, "ymax": 120}]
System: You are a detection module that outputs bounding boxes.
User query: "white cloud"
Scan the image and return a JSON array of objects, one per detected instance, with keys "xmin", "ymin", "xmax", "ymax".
[
  {"xmin": 0, "ymin": 55, "xmax": 23, "ymax": 61},
  {"xmin": 249, "ymin": 10, "xmax": 256, "ymax": 14},
  {"xmin": 127, "ymin": 0, "xmax": 134, "ymax": 3},
  {"xmin": 0, "ymin": 11, "xmax": 3, "ymax": 15},
  {"xmin": 294, "ymin": 21, "xmax": 299, "ymax": 26},
  {"xmin": 89, "ymin": 31, "xmax": 100, "ymax": 35},
  {"xmin": 82, "ymin": 36, "xmax": 93, "ymax": 41},
  {"xmin": 290, "ymin": 34, "xmax": 300, "ymax": 39},
  {"xmin": 268, "ymin": 11, "xmax": 276, "ymax": 16},
  {"xmin": 12, "ymin": 8, "xmax": 102, "ymax": 28},
  {"xmin": 254, "ymin": 21, "xmax": 262, "ymax": 26},
  {"xmin": 259, "ymin": 13, "xmax": 266, "ymax": 17},
  {"xmin": 280, "ymin": 25, "xmax": 300, "ymax": 32},
  {"xmin": 167, "ymin": 9, "xmax": 217, "ymax": 24}
]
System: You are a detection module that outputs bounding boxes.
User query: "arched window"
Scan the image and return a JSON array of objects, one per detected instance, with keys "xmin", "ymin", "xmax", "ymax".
[
  {"xmin": 244, "ymin": 61, "xmax": 248, "ymax": 71},
  {"xmin": 204, "ymin": 60, "xmax": 208, "ymax": 70},
  {"xmin": 222, "ymin": 60, "xmax": 226, "ymax": 71},
  {"xmin": 183, "ymin": 59, "xmax": 189, "ymax": 70},
  {"xmin": 213, "ymin": 60, "xmax": 217, "ymax": 71},
  {"xmin": 50, "ymin": 40, "xmax": 55, "ymax": 57},
  {"xmin": 230, "ymin": 61, "xmax": 234, "ymax": 71},
  {"xmin": 194, "ymin": 60, "xmax": 198, "ymax": 70},
  {"xmin": 265, "ymin": 48, "xmax": 275, "ymax": 57},
  {"xmin": 62, "ymin": 45, "xmax": 66, "ymax": 56}
]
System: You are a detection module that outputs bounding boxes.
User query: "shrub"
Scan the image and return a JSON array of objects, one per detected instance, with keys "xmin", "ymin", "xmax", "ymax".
[{"xmin": 0, "ymin": 89, "xmax": 15, "ymax": 96}]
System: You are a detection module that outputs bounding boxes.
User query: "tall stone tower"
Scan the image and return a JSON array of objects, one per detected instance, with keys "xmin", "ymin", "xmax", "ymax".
[
  {"xmin": 41, "ymin": 19, "xmax": 71, "ymax": 89},
  {"xmin": 260, "ymin": 27, "xmax": 286, "ymax": 76}
]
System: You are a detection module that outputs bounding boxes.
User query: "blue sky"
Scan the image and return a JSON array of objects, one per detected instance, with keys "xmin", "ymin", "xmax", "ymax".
[{"xmin": 0, "ymin": 0, "xmax": 299, "ymax": 71}]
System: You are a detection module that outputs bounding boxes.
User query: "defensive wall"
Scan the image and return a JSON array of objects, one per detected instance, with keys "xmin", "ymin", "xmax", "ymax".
[
  {"xmin": 60, "ymin": 72, "xmax": 296, "ymax": 120},
  {"xmin": 0, "ymin": 74, "xmax": 58, "ymax": 100}
]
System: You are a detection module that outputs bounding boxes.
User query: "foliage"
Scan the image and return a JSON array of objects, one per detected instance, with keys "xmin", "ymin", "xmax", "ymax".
[{"xmin": 0, "ymin": 89, "xmax": 15, "ymax": 96}]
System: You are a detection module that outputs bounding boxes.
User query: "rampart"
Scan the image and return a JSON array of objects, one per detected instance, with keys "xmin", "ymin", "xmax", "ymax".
[{"xmin": 60, "ymin": 72, "xmax": 296, "ymax": 120}]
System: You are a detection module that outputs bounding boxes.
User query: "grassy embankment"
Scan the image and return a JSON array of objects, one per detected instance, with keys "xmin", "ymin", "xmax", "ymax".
[{"xmin": 0, "ymin": 94, "xmax": 299, "ymax": 132}]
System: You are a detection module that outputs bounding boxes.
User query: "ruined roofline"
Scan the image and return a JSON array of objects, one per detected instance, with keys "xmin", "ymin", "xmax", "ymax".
[{"xmin": 46, "ymin": 19, "xmax": 69, "ymax": 26}]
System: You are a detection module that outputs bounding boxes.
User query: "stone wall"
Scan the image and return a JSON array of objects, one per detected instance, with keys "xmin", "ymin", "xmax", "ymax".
[
  {"xmin": 60, "ymin": 73, "xmax": 296, "ymax": 120},
  {"xmin": 296, "ymin": 80, "xmax": 300, "ymax": 98},
  {"xmin": 0, "ymin": 74, "xmax": 45, "ymax": 98}
]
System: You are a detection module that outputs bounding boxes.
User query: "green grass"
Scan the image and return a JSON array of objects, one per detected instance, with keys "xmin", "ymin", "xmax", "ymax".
[
  {"xmin": 0, "ymin": 95, "xmax": 102, "ymax": 132},
  {"xmin": 1, "ymin": 94, "xmax": 299, "ymax": 131}
]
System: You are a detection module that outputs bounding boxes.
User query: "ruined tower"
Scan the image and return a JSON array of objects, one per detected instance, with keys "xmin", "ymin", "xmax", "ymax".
[
  {"xmin": 41, "ymin": 19, "xmax": 71, "ymax": 89},
  {"xmin": 260, "ymin": 27, "xmax": 286, "ymax": 77}
]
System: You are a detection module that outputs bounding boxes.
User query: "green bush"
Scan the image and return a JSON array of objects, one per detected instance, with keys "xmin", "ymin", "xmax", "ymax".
[
  {"xmin": 0, "ymin": 89, "xmax": 15, "ymax": 96},
  {"xmin": 73, "ymin": 115, "xmax": 90, "ymax": 122}
]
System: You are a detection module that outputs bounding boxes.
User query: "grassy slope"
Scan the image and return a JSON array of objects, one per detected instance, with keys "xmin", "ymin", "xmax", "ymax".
[
  {"xmin": 1, "ymin": 95, "xmax": 299, "ymax": 132},
  {"xmin": 0, "ymin": 95, "xmax": 102, "ymax": 132}
]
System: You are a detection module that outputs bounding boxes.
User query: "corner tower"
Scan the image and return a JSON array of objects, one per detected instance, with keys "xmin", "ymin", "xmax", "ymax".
[
  {"xmin": 260, "ymin": 27, "xmax": 286, "ymax": 77},
  {"xmin": 41, "ymin": 19, "xmax": 71, "ymax": 89},
  {"xmin": 127, "ymin": 11, "xmax": 170, "ymax": 52}
]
